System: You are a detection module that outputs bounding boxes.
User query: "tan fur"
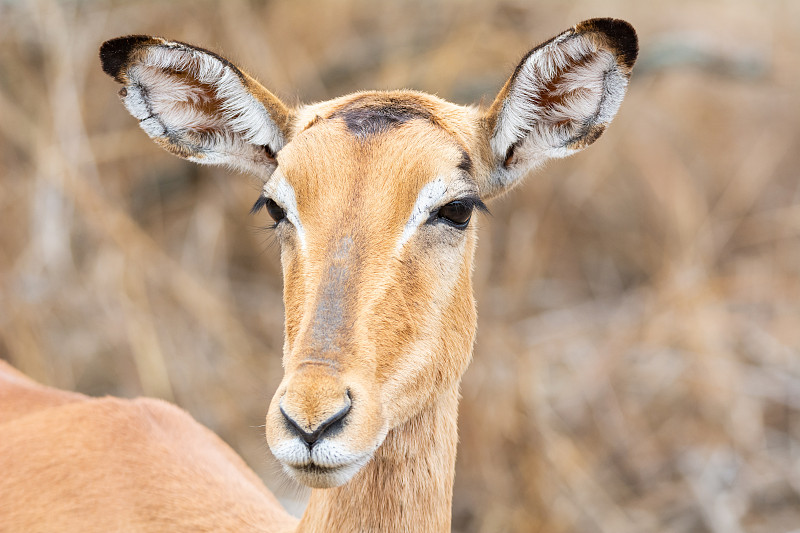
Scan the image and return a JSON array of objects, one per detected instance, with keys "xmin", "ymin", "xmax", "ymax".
[
  {"xmin": 0, "ymin": 19, "xmax": 637, "ymax": 532},
  {"xmin": 0, "ymin": 360, "xmax": 297, "ymax": 533}
]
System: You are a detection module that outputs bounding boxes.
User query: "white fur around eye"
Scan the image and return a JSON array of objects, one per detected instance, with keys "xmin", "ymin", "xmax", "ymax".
[
  {"xmin": 263, "ymin": 172, "xmax": 306, "ymax": 251},
  {"xmin": 395, "ymin": 177, "xmax": 478, "ymax": 253},
  {"xmin": 396, "ymin": 177, "xmax": 448, "ymax": 252}
]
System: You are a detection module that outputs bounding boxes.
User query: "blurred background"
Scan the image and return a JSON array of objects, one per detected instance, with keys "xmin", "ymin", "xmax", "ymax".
[{"xmin": 1, "ymin": 0, "xmax": 799, "ymax": 531}]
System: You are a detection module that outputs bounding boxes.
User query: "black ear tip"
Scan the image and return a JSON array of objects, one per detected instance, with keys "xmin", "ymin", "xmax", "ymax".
[
  {"xmin": 99, "ymin": 35, "xmax": 155, "ymax": 81},
  {"xmin": 577, "ymin": 18, "xmax": 639, "ymax": 69}
]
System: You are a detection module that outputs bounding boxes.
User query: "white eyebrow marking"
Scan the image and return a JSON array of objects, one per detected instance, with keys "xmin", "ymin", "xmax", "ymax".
[
  {"xmin": 395, "ymin": 176, "xmax": 478, "ymax": 253},
  {"xmin": 396, "ymin": 177, "xmax": 448, "ymax": 252},
  {"xmin": 263, "ymin": 171, "xmax": 307, "ymax": 251}
]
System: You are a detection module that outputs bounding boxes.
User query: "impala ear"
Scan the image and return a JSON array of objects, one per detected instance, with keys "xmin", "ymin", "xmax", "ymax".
[
  {"xmin": 481, "ymin": 18, "xmax": 638, "ymax": 198},
  {"xmin": 100, "ymin": 36, "xmax": 294, "ymax": 178}
]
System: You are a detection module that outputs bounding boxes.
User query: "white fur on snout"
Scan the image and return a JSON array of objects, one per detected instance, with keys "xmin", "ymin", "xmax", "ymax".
[
  {"xmin": 270, "ymin": 431, "xmax": 386, "ymax": 488},
  {"xmin": 271, "ymin": 436, "xmax": 373, "ymax": 470},
  {"xmin": 310, "ymin": 439, "xmax": 372, "ymax": 470},
  {"xmin": 270, "ymin": 438, "xmax": 312, "ymax": 467}
]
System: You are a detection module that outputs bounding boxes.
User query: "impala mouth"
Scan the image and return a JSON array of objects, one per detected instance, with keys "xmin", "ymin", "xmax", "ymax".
[
  {"xmin": 282, "ymin": 455, "xmax": 370, "ymax": 489},
  {"xmin": 295, "ymin": 462, "xmax": 340, "ymax": 475},
  {"xmin": 269, "ymin": 433, "xmax": 379, "ymax": 488}
]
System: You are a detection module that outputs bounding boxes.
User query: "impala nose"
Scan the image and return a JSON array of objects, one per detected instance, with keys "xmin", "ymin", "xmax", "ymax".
[{"xmin": 280, "ymin": 392, "xmax": 352, "ymax": 447}]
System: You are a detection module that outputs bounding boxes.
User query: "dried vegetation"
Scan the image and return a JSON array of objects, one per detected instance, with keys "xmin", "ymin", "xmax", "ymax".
[{"xmin": 1, "ymin": 1, "xmax": 799, "ymax": 531}]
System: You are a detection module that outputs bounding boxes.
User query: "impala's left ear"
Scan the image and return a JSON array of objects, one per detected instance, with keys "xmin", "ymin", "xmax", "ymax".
[
  {"xmin": 100, "ymin": 36, "xmax": 295, "ymax": 178},
  {"xmin": 481, "ymin": 18, "xmax": 638, "ymax": 198}
]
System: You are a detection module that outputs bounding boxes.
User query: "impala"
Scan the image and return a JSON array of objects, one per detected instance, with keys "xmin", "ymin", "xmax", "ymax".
[{"xmin": 0, "ymin": 18, "xmax": 637, "ymax": 532}]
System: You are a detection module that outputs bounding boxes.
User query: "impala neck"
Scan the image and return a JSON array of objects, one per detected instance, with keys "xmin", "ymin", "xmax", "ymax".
[{"xmin": 297, "ymin": 383, "xmax": 461, "ymax": 533}]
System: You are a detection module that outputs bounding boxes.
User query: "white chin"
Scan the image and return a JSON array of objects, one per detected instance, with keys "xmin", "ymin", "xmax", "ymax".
[{"xmin": 284, "ymin": 461, "xmax": 365, "ymax": 489}]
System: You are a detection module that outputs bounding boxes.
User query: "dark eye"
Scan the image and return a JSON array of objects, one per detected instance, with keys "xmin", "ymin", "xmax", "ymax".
[
  {"xmin": 436, "ymin": 201, "xmax": 473, "ymax": 228},
  {"xmin": 251, "ymin": 196, "xmax": 286, "ymax": 224},
  {"xmin": 265, "ymin": 198, "xmax": 286, "ymax": 223}
]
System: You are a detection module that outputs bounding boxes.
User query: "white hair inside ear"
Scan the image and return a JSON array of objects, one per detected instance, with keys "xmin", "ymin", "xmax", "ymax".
[
  {"xmin": 136, "ymin": 45, "xmax": 283, "ymax": 149},
  {"xmin": 101, "ymin": 36, "xmax": 293, "ymax": 179},
  {"xmin": 484, "ymin": 19, "xmax": 637, "ymax": 198}
]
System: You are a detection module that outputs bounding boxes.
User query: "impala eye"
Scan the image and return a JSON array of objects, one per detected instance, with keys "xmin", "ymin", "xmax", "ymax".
[
  {"xmin": 251, "ymin": 196, "xmax": 286, "ymax": 224},
  {"xmin": 436, "ymin": 200, "xmax": 473, "ymax": 228},
  {"xmin": 265, "ymin": 199, "xmax": 286, "ymax": 223}
]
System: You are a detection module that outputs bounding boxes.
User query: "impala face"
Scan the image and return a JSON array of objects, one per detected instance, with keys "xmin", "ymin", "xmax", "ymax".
[
  {"xmin": 260, "ymin": 95, "xmax": 486, "ymax": 486},
  {"xmin": 100, "ymin": 18, "xmax": 637, "ymax": 489}
]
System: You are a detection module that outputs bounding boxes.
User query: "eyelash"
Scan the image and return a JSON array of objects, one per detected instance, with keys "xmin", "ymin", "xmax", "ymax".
[
  {"xmin": 429, "ymin": 196, "xmax": 489, "ymax": 228},
  {"xmin": 250, "ymin": 196, "xmax": 287, "ymax": 229}
]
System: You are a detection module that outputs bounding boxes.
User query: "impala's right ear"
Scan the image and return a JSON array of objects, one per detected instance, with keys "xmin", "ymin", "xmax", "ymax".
[
  {"xmin": 100, "ymin": 36, "xmax": 294, "ymax": 178},
  {"xmin": 480, "ymin": 18, "xmax": 638, "ymax": 198}
]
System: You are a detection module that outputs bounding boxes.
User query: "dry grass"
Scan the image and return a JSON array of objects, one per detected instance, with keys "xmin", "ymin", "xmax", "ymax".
[{"xmin": 2, "ymin": 0, "xmax": 799, "ymax": 531}]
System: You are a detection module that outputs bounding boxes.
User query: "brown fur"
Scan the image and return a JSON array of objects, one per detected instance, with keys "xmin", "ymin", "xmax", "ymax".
[{"xmin": 0, "ymin": 18, "xmax": 637, "ymax": 532}]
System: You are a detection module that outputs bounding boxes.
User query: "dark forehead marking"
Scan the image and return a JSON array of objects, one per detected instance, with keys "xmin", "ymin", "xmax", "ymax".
[
  {"xmin": 326, "ymin": 95, "xmax": 442, "ymax": 139},
  {"xmin": 457, "ymin": 150, "xmax": 473, "ymax": 176}
]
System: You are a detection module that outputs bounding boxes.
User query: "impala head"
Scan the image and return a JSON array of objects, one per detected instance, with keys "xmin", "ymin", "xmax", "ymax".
[{"xmin": 100, "ymin": 19, "xmax": 637, "ymax": 489}]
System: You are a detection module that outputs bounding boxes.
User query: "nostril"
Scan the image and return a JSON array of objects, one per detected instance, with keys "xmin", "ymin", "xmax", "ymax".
[{"xmin": 280, "ymin": 392, "xmax": 352, "ymax": 447}]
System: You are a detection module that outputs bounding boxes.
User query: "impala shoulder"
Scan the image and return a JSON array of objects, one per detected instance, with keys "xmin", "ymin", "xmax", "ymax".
[{"xmin": 88, "ymin": 396, "xmax": 228, "ymax": 453}]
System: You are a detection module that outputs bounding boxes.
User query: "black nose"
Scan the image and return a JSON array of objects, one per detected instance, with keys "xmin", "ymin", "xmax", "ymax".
[{"xmin": 280, "ymin": 393, "xmax": 352, "ymax": 447}]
